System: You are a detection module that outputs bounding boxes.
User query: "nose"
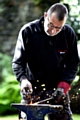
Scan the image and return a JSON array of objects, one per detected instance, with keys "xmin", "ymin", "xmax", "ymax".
[{"xmin": 51, "ymin": 28, "xmax": 56, "ymax": 33}]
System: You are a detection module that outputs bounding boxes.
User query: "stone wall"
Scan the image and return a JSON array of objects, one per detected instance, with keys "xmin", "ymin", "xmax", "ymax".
[{"xmin": 0, "ymin": 0, "xmax": 42, "ymax": 56}]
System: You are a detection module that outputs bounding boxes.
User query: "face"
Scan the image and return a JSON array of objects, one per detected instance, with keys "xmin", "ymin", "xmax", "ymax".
[{"xmin": 44, "ymin": 12, "xmax": 67, "ymax": 36}]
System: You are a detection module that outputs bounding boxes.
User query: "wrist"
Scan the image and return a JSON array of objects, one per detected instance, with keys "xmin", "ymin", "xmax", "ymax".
[
  {"xmin": 20, "ymin": 76, "xmax": 28, "ymax": 83},
  {"xmin": 57, "ymin": 81, "xmax": 71, "ymax": 94}
]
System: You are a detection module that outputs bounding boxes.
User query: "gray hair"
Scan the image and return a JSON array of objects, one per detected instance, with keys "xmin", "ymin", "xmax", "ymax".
[{"xmin": 47, "ymin": 3, "xmax": 68, "ymax": 21}]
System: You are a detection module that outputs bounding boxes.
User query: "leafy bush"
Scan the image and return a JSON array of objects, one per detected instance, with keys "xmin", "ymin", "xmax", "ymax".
[
  {"xmin": 69, "ymin": 75, "xmax": 80, "ymax": 114},
  {"xmin": 0, "ymin": 53, "xmax": 21, "ymax": 115}
]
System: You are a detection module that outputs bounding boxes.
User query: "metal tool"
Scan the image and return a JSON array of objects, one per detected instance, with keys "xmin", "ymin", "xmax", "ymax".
[
  {"xmin": 11, "ymin": 103, "xmax": 63, "ymax": 120},
  {"xmin": 11, "ymin": 87, "xmax": 64, "ymax": 120},
  {"xmin": 33, "ymin": 96, "xmax": 53, "ymax": 104}
]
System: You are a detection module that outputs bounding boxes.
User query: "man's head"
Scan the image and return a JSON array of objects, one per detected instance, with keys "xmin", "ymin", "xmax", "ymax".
[{"xmin": 44, "ymin": 3, "xmax": 68, "ymax": 36}]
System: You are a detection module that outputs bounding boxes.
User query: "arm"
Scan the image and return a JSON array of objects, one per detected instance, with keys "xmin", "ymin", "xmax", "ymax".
[
  {"xmin": 12, "ymin": 28, "xmax": 28, "ymax": 82},
  {"xmin": 12, "ymin": 26, "xmax": 33, "ymax": 92},
  {"xmin": 62, "ymin": 35, "xmax": 79, "ymax": 84},
  {"xmin": 58, "ymin": 29, "xmax": 79, "ymax": 94}
]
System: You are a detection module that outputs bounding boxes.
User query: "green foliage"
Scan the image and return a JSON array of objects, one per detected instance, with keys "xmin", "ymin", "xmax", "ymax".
[
  {"xmin": 0, "ymin": 53, "xmax": 21, "ymax": 115},
  {"xmin": 69, "ymin": 74, "xmax": 80, "ymax": 113},
  {"xmin": 33, "ymin": 0, "xmax": 42, "ymax": 5},
  {"xmin": 61, "ymin": 0, "xmax": 80, "ymax": 40},
  {"xmin": 0, "ymin": 53, "xmax": 12, "ymax": 74},
  {"xmin": 0, "ymin": 75, "xmax": 21, "ymax": 104}
]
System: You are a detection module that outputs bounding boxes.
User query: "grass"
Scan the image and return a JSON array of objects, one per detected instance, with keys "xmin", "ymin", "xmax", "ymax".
[
  {"xmin": 72, "ymin": 114, "xmax": 80, "ymax": 120},
  {"xmin": 0, "ymin": 114, "xmax": 18, "ymax": 120},
  {"xmin": 0, "ymin": 114, "xmax": 80, "ymax": 120}
]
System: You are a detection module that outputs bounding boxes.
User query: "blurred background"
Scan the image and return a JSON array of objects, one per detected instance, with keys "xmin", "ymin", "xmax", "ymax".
[{"xmin": 0, "ymin": 0, "xmax": 80, "ymax": 119}]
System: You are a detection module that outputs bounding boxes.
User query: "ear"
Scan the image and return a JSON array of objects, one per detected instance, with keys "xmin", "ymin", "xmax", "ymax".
[{"xmin": 44, "ymin": 12, "xmax": 47, "ymax": 18}]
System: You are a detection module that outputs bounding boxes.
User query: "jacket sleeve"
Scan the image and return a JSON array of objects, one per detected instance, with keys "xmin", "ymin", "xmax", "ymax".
[
  {"xmin": 12, "ymin": 26, "xmax": 30, "ymax": 82},
  {"xmin": 62, "ymin": 31, "xmax": 79, "ymax": 84}
]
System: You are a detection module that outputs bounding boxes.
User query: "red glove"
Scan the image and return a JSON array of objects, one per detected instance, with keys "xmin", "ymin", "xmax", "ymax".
[{"xmin": 57, "ymin": 81, "xmax": 71, "ymax": 94}]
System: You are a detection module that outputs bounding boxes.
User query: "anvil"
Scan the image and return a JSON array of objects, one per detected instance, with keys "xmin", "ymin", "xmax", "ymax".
[{"xmin": 11, "ymin": 103, "xmax": 63, "ymax": 120}]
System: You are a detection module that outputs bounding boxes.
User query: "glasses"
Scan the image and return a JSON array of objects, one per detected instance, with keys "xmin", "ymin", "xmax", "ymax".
[{"xmin": 47, "ymin": 17, "xmax": 63, "ymax": 31}]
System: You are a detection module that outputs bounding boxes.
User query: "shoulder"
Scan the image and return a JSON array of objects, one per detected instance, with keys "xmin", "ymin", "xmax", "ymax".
[
  {"xmin": 20, "ymin": 19, "xmax": 39, "ymax": 33},
  {"xmin": 19, "ymin": 16, "xmax": 44, "ymax": 34},
  {"xmin": 60, "ymin": 24, "xmax": 77, "ymax": 47},
  {"xmin": 17, "ymin": 19, "xmax": 39, "ymax": 40},
  {"xmin": 63, "ymin": 24, "xmax": 76, "ymax": 36}
]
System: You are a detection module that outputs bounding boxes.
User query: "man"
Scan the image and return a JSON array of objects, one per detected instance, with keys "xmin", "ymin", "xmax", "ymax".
[{"xmin": 12, "ymin": 3, "xmax": 79, "ymax": 120}]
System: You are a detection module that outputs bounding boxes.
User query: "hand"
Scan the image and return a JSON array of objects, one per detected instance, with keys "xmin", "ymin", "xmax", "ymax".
[
  {"xmin": 20, "ymin": 79, "xmax": 33, "ymax": 93},
  {"xmin": 52, "ymin": 88, "xmax": 65, "ymax": 101},
  {"xmin": 57, "ymin": 81, "xmax": 70, "ymax": 94}
]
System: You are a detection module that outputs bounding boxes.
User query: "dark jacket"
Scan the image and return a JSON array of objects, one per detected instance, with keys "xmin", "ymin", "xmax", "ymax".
[{"xmin": 12, "ymin": 16, "xmax": 79, "ymax": 87}]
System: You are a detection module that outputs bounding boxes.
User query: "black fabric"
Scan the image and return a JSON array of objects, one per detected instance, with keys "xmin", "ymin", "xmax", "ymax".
[{"xmin": 12, "ymin": 16, "xmax": 79, "ymax": 85}]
